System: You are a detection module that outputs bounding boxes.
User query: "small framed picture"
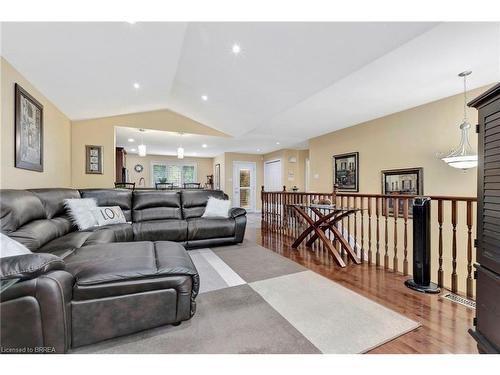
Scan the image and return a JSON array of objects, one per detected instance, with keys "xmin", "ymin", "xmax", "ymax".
[
  {"xmin": 214, "ymin": 163, "xmax": 221, "ymax": 190},
  {"xmin": 85, "ymin": 145, "xmax": 103, "ymax": 174},
  {"xmin": 381, "ymin": 167, "xmax": 423, "ymax": 217},
  {"xmin": 333, "ymin": 152, "xmax": 359, "ymax": 192},
  {"xmin": 15, "ymin": 83, "xmax": 44, "ymax": 172}
]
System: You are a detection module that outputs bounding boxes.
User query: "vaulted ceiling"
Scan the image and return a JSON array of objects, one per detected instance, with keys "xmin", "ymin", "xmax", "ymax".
[{"xmin": 1, "ymin": 22, "xmax": 499, "ymax": 155}]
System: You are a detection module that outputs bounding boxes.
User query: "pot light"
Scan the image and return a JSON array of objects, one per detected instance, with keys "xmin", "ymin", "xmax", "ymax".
[
  {"xmin": 133, "ymin": 83, "xmax": 140, "ymax": 89},
  {"xmin": 276, "ymin": 141, "xmax": 280, "ymax": 145},
  {"xmin": 257, "ymin": 148, "xmax": 261, "ymax": 152},
  {"xmin": 128, "ymin": 138, "xmax": 135, "ymax": 142},
  {"xmin": 131, "ymin": 148, "xmax": 136, "ymax": 152},
  {"xmin": 201, "ymin": 95, "xmax": 208, "ymax": 101},
  {"xmin": 137, "ymin": 144, "xmax": 146, "ymax": 157},
  {"xmin": 127, "ymin": 21, "xmax": 136, "ymax": 25},
  {"xmin": 202, "ymin": 144, "xmax": 208, "ymax": 148},
  {"xmin": 232, "ymin": 44, "xmax": 241, "ymax": 54}
]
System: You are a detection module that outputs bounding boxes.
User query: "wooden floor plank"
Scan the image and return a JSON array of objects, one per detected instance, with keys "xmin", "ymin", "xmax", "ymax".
[{"xmin": 245, "ymin": 224, "xmax": 477, "ymax": 354}]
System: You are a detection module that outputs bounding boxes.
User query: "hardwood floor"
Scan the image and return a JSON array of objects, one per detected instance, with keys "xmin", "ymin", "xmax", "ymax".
[{"xmin": 244, "ymin": 218, "xmax": 478, "ymax": 354}]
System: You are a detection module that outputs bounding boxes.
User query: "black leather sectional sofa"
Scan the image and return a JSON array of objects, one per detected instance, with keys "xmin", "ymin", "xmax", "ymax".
[{"xmin": 0, "ymin": 188, "xmax": 247, "ymax": 353}]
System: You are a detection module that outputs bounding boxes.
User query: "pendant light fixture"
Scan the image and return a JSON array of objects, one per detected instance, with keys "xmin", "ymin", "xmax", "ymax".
[
  {"xmin": 138, "ymin": 129, "xmax": 147, "ymax": 157},
  {"xmin": 177, "ymin": 133, "xmax": 184, "ymax": 159},
  {"xmin": 441, "ymin": 71, "xmax": 478, "ymax": 170}
]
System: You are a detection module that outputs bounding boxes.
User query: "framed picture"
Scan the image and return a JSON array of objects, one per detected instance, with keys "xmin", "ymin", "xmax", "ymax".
[
  {"xmin": 214, "ymin": 163, "xmax": 221, "ymax": 190},
  {"xmin": 15, "ymin": 83, "xmax": 43, "ymax": 172},
  {"xmin": 381, "ymin": 167, "xmax": 423, "ymax": 216},
  {"xmin": 333, "ymin": 152, "xmax": 359, "ymax": 192},
  {"xmin": 85, "ymin": 145, "xmax": 103, "ymax": 174}
]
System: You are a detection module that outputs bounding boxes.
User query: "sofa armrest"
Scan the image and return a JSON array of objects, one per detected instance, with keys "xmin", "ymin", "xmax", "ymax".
[
  {"xmin": 0, "ymin": 253, "xmax": 65, "ymax": 281},
  {"xmin": 229, "ymin": 207, "xmax": 247, "ymax": 218}
]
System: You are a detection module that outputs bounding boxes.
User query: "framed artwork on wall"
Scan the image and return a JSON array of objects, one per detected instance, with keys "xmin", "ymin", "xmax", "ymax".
[
  {"xmin": 333, "ymin": 152, "xmax": 359, "ymax": 192},
  {"xmin": 85, "ymin": 145, "xmax": 103, "ymax": 174},
  {"xmin": 15, "ymin": 83, "xmax": 44, "ymax": 172},
  {"xmin": 381, "ymin": 167, "xmax": 423, "ymax": 216},
  {"xmin": 214, "ymin": 163, "xmax": 221, "ymax": 190}
]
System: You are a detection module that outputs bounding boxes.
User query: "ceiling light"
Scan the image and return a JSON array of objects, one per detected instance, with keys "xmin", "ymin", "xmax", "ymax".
[
  {"xmin": 202, "ymin": 144, "xmax": 207, "ymax": 148},
  {"xmin": 133, "ymin": 83, "xmax": 140, "ymax": 89},
  {"xmin": 257, "ymin": 148, "xmax": 261, "ymax": 152},
  {"xmin": 131, "ymin": 148, "xmax": 136, "ymax": 152},
  {"xmin": 276, "ymin": 142, "xmax": 280, "ymax": 145},
  {"xmin": 201, "ymin": 95, "xmax": 208, "ymax": 101},
  {"xmin": 138, "ymin": 129, "xmax": 146, "ymax": 157},
  {"xmin": 232, "ymin": 44, "xmax": 241, "ymax": 54},
  {"xmin": 177, "ymin": 147, "xmax": 185, "ymax": 159},
  {"xmin": 127, "ymin": 21, "xmax": 136, "ymax": 24},
  {"xmin": 441, "ymin": 71, "xmax": 478, "ymax": 170},
  {"xmin": 128, "ymin": 138, "xmax": 135, "ymax": 142}
]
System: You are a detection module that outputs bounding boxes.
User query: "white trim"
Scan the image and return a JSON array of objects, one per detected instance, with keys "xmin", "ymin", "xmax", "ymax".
[
  {"xmin": 232, "ymin": 161, "xmax": 257, "ymax": 212},
  {"xmin": 150, "ymin": 160, "xmax": 198, "ymax": 187}
]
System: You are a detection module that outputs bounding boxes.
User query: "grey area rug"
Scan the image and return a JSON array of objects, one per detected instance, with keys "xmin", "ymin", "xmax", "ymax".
[{"xmin": 72, "ymin": 241, "xmax": 420, "ymax": 354}]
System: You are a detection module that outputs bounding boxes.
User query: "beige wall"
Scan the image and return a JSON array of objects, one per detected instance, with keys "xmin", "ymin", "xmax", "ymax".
[
  {"xmin": 308, "ymin": 85, "xmax": 493, "ymax": 196},
  {"xmin": 0, "ymin": 57, "xmax": 72, "ymax": 189},
  {"xmin": 126, "ymin": 153, "xmax": 214, "ymax": 188},
  {"xmin": 71, "ymin": 109, "xmax": 229, "ymax": 188}
]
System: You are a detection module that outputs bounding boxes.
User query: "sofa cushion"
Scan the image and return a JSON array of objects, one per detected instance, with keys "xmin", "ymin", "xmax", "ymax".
[
  {"xmin": 39, "ymin": 227, "xmax": 119, "ymax": 256},
  {"xmin": 1, "ymin": 190, "xmax": 46, "ymax": 233},
  {"xmin": 181, "ymin": 190, "xmax": 228, "ymax": 219},
  {"xmin": 29, "ymin": 188, "xmax": 81, "ymax": 219},
  {"xmin": 132, "ymin": 191, "xmax": 182, "ymax": 222},
  {"xmin": 187, "ymin": 217, "xmax": 235, "ymax": 240},
  {"xmin": 86, "ymin": 223, "xmax": 134, "ymax": 243},
  {"xmin": 79, "ymin": 189, "xmax": 133, "ymax": 222},
  {"xmin": 132, "ymin": 220, "xmax": 187, "ymax": 242},
  {"xmin": 65, "ymin": 241, "xmax": 199, "ymax": 301}
]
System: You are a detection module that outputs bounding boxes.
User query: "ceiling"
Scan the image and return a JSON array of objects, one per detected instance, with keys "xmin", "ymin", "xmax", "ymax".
[{"xmin": 2, "ymin": 22, "xmax": 499, "ymax": 155}]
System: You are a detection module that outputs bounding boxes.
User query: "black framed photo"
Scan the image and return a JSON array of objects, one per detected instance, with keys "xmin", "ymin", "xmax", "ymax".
[
  {"xmin": 85, "ymin": 145, "xmax": 103, "ymax": 174},
  {"xmin": 15, "ymin": 83, "xmax": 43, "ymax": 172},
  {"xmin": 214, "ymin": 163, "xmax": 221, "ymax": 190},
  {"xmin": 381, "ymin": 167, "xmax": 423, "ymax": 216},
  {"xmin": 333, "ymin": 152, "xmax": 359, "ymax": 192}
]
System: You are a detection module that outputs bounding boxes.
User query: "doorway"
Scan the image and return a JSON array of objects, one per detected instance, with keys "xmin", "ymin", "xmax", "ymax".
[
  {"xmin": 233, "ymin": 161, "xmax": 257, "ymax": 212},
  {"xmin": 264, "ymin": 159, "xmax": 282, "ymax": 191}
]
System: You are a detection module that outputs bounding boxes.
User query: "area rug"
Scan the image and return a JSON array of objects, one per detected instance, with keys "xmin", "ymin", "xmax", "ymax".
[{"xmin": 72, "ymin": 240, "xmax": 420, "ymax": 354}]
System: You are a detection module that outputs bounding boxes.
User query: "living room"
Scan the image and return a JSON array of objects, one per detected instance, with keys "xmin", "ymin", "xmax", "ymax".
[{"xmin": 1, "ymin": 0, "xmax": 500, "ymax": 373}]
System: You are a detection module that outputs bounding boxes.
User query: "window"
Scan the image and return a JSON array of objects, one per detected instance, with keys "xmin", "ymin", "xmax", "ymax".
[{"xmin": 151, "ymin": 162, "xmax": 197, "ymax": 187}]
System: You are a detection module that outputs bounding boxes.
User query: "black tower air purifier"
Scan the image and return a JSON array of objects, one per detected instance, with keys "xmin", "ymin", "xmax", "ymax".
[{"xmin": 405, "ymin": 197, "xmax": 440, "ymax": 293}]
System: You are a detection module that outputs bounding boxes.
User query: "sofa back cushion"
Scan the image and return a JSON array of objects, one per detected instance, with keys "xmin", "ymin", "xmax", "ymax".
[
  {"xmin": 30, "ymin": 188, "xmax": 81, "ymax": 219},
  {"xmin": 0, "ymin": 189, "xmax": 74, "ymax": 251},
  {"xmin": 181, "ymin": 190, "xmax": 228, "ymax": 219},
  {"xmin": 132, "ymin": 191, "xmax": 182, "ymax": 222},
  {"xmin": 79, "ymin": 189, "xmax": 133, "ymax": 222}
]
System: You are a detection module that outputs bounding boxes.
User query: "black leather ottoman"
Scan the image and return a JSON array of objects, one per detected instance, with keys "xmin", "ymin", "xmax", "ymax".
[{"xmin": 64, "ymin": 241, "xmax": 199, "ymax": 348}]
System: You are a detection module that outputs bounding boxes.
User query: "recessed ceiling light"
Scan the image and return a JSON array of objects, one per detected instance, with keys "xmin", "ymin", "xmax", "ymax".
[
  {"xmin": 257, "ymin": 148, "xmax": 261, "ymax": 152},
  {"xmin": 131, "ymin": 148, "xmax": 136, "ymax": 152},
  {"xmin": 232, "ymin": 44, "xmax": 241, "ymax": 54},
  {"xmin": 202, "ymin": 144, "xmax": 207, "ymax": 148},
  {"xmin": 128, "ymin": 138, "xmax": 135, "ymax": 142},
  {"xmin": 201, "ymin": 95, "xmax": 208, "ymax": 101},
  {"xmin": 127, "ymin": 21, "xmax": 136, "ymax": 24},
  {"xmin": 276, "ymin": 142, "xmax": 280, "ymax": 145},
  {"xmin": 133, "ymin": 83, "xmax": 140, "ymax": 89}
]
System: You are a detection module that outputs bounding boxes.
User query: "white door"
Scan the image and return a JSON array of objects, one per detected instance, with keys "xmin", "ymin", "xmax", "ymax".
[
  {"xmin": 264, "ymin": 159, "xmax": 282, "ymax": 191},
  {"xmin": 233, "ymin": 161, "xmax": 257, "ymax": 212}
]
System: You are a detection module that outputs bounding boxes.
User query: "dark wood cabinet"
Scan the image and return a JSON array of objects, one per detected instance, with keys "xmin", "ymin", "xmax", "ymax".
[
  {"xmin": 115, "ymin": 147, "xmax": 127, "ymax": 183},
  {"xmin": 468, "ymin": 83, "xmax": 500, "ymax": 354}
]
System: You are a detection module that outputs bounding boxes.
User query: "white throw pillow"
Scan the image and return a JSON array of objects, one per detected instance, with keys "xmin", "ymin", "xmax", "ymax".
[
  {"xmin": 91, "ymin": 206, "xmax": 127, "ymax": 226},
  {"xmin": 202, "ymin": 197, "xmax": 231, "ymax": 218},
  {"xmin": 0, "ymin": 233, "xmax": 32, "ymax": 258},
  {"xmin": 64, "ymin": 198, "xmax": 98, "ymax": 230}
]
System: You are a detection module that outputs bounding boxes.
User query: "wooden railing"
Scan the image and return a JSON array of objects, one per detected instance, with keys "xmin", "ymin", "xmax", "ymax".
[{"xmin": 261, "ymin": 187, "xmax": 477, "ymax": 299}]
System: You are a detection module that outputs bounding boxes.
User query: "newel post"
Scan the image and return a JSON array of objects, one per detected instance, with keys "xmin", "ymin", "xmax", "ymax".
[{"xmin": 261, "ymin": 186, "xmax": 265, "ymax": 224}]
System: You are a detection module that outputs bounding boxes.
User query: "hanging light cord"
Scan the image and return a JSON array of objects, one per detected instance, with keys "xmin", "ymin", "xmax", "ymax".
[{"xmin": 463, "ymin": 74, "xmax": 468, "ymax": 123}]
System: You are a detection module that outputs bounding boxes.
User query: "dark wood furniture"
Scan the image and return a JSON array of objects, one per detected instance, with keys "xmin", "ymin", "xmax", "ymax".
[
  {"xmin": 114, "ymin": 182, "xmax": 135, "ymax": 190},
  {"xmin": 288, "ymin": 204, "xmax": 362, "ymax": 267},
  {"xmin": 156, "ymin": 182, "xmax": 174, "ymax": 190},
  {"xmin": 115, "ymin": 147, "xmax": 127, "ymax": 183},
  {"xmin": 468, "ymin": 83, "xmax": 500, "ymax": 354},
  {"xmin": 183, "ymin": 182, "xmax": 202, "ymax": 189}
]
